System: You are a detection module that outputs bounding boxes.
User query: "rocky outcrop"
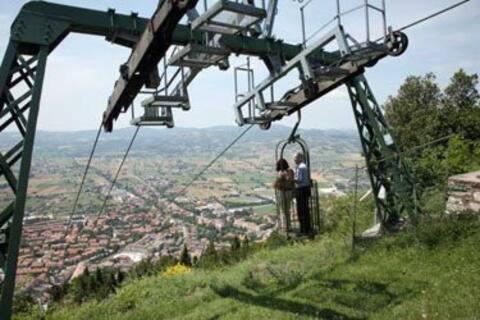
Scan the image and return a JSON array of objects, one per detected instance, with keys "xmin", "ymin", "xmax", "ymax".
[{"xmin": 447, "ymin": 171, "xmax": 480, "ymax": 214}]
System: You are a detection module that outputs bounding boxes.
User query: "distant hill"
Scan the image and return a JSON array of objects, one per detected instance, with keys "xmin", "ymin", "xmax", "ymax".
[{"xmin": 0, "ymin": 125, "xmax": 360, "ymax": 157}]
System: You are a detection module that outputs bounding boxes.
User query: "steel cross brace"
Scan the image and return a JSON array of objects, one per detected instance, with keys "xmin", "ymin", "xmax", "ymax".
[
  {"xmin": 346, "ymin": 75, "xmax": 418, "ymax": 227},
  {"xmin": 0, "ymin": 41, "xmax": 48, "ymax": 320}
]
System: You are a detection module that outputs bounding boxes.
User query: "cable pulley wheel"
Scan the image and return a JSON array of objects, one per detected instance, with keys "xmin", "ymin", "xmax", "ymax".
[
  {"xmin": 259, "ymin": 121, "xmax": 272, "ymax": 130},
  {"xmin": 385, "ymin": 31, "xmax": 409, "ymax": 57}
]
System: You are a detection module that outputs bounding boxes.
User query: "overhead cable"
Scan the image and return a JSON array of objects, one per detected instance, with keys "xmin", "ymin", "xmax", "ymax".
[
  {"xmin": 378, "ymin": 134, "xmax": 455, "ymax": 164},
  {"xmin": 98, "ymin": 126, "xmax": 141, "ymax": 216},
  {"xmin": 374, "ymin": 0, "xmax": 470, "ymax": 42},
  {"xmin": 70, "ymin": 122, "xmax": 103, "ymax": 219},
  {"xmin": 173, "ymin": 124, "xmax": 254, "ymax": 199},
  {"xmin": 398, "ymin": 0, "xmax": 470, "ymax": 33}
]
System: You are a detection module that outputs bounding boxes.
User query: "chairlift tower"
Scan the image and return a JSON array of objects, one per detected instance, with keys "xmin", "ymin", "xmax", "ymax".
[{"xmin": 0, "ymin": 0, "xmax": 469, "ymax": 317}]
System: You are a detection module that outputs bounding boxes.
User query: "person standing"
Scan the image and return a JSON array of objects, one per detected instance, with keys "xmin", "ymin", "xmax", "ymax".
[
  {"xmin": 294, "ymin": 152, "xmax": 311, "ymax": 235},
  {"xmin": 274, "ymin": 159, "xmax": 295, "ymax": 232}
]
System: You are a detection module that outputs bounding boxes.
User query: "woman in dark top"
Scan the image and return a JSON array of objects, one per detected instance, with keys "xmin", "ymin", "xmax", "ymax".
[{"xmin": 274, "ymin": 158, "xmax": 294, "ymax": 232}]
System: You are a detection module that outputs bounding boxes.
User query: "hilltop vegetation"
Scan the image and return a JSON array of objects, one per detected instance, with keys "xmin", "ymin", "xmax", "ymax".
[{"xmin": 15, "ymin": 201, "xmax": 480, "ymax": 319}]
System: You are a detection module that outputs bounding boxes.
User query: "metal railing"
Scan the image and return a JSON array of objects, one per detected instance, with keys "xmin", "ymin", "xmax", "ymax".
[
  {"xmin": 201, "ymin": 0, "xmax": 268, "ymax": 12},
  {"xmin": 300, "ymin": 0, "xmax": 387, "ymax": 47},
  {"xmin": 275, "ymin": 180, "xmax": 321, "ymax": 235}
]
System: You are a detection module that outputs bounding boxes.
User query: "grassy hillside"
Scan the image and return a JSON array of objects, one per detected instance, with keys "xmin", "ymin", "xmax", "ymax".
[{"xmin": 19, "ymin": 213, "xmax": 480, "ymax": 320}]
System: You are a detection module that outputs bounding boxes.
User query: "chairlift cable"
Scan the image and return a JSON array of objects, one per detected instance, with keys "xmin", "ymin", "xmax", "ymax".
[
  {"xmin": 98, "ymin": 126, "xmax": 141, "ymax": 216},
  {"xmin": 398, "ymin": 0, "xmax": 470, "ymax": 33},
  {"xmin": 377, "ymin": 134, "xmax": 455, "ymax": 164},
  {"xmin": 69, "ymin": 122, "xmax": 103, "ymax": 220},
  {"xmin": 301, "ymin": 0, "xmax": 470, "ymax": 44},
  {"xmin": 355, "ymin": 134, "xmax": 455, "ymax": 201},
  {"xmin": 173, "ymin": 124, "xmax": 255, "ymax": 199},
  {"xmin": 373, "ymin": 0, "xmax": 470, "ymax": 42},
  {"xmin": 354, "ymin": 133, "xmax": 454, "ymax": 172}
]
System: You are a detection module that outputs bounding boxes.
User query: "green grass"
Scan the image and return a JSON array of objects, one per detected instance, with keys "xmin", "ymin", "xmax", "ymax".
[
  {"xmin": 253, "ymin": 204, "xmax": 277, "ymax": 216},
  {"xmin": 21, "ymin": 215, "xmax": 480, "ymax": 320}
]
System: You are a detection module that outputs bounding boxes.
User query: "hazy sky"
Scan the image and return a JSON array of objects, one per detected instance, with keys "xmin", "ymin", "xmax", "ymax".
[{"xmin": 0, "ymin": 0, "xmax": 478, "ymax": 131}]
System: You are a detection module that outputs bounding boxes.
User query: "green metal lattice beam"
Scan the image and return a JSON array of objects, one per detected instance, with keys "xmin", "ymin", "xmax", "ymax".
[
  {"xmin": 0, "ymin": 41, "xmax": 49, "ymax": 320},
  {"xmin": 346, "ymin": 75, "xmax": 418, "ymax": 227},
  {"xmin": 11, "ymin": 1, "xmax": 337, "ymax": 62}
]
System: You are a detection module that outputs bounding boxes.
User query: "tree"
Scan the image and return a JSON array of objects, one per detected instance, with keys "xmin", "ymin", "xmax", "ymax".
[
  {"xmin": 199, "ymin": 240, "xmax": 218, "ymax": 268},
  {"xmin": 95, "ymin": 267, "xmax": 104, "ymax": 286},
  {"xmin": 48, "ymin": 283, "xmax": 69, "ymax": 303},
  {"xmin": 230, "ymin": 236, "xmax": 241, "ymax": 253},
  {"xmin": 384, "ymin": 73, "xmax": 441, "ymax": 150},
  {"xmin": 154, "ymin": 255, "xmax": 177, "ymax": 273},
  {"xmin": 384, "ymin": 69, "xmax": 480, "ymax": 189},
  {"xmin": 108, "ymin": 271, "xmax": 117, "ymax": 291},
  {"xmin": 441, "ymin": 135, "xmax": 480, "ymax": 177},
  {"xmin": 180, "ymin": 244, "xmax": 192, "ymax": 267},
  {"xmin": 70, "ymin": 269, "xmax": 90, "ymax": 304},
  {"xmin": 131, "ymin": 259, "xmax": 149, "ymax": 278},
  {"xmin": 444, "ymin": 69, "xmax": 479, "ymax": 110},
  {"xmin": 192, "ymin": 256, "xmax": 198, "ymax": 267},
  {"xmin": 235, "ymin": 236, "xmax": 252, "ymax": 259},
  {"xmin": 242, "ymin": 236, "xmax": 250, "ymax": 249},
  {"xmin": 117, "ymin": 269, "xmax": 125, "ymax": 284},
  {"xmin": 440, "ymin": 69, "xmax": 480, "ymax": 142}
]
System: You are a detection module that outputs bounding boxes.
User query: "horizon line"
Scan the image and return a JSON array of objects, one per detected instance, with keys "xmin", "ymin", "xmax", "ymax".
[{"xmin": 28, "ymin": 124, "xmax": 358, "ymax": 134}]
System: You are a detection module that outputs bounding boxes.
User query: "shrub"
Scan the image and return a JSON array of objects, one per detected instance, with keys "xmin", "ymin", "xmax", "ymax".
[
  {"xmin": 162, "ymin": 263, "xmax": 191, "ymax": 277},
  {"xmin": 263, "ymin": 231, "xmax": 290, "ymax": 249},
  {"xmin": 12, "ymin": 293, "xmax": 37, "ymax": 314},
  {"xmin": 413, "ymin": 214, "xmax": 479, "ymax": 249},
  {"xmin": 420, "ymin": 187, "xmax": 447, "ymax": 217}
]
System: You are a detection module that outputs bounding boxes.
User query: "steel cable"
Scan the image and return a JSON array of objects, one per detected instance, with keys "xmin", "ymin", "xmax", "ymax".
[
  {"xmin": 70, "ymin": 122, "xmax": 103, "ymax": 219},
  {"xmin": 373, "ymin": 0, "xmax": 470, "ymax": 43},
  {"xmin": 98, "ymin": 126, "xmax": 141, "ymax": 216},
  {"xmin": 377, "ymin": 134, "xmax": 455, "ymax": 165},
  {"xmin": 173, "ymin": 124, "xmax": 254, "ymax": 200},
  {"xmin": 398, "ymin": 0, "xmax": 470, "ymax": 33}
]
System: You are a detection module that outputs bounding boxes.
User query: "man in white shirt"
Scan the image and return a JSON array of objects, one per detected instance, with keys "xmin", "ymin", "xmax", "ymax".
[{"xmin": 294, "ymin": 152, "xmax": 311, "ymax": 235}]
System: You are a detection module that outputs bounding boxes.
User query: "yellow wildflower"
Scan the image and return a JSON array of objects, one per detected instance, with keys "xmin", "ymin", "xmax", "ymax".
[{"xmin": 162, "ymin": 263, "xmax": 191, "ymax": 277}]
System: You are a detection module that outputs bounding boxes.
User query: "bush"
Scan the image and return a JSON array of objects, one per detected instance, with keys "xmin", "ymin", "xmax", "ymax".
[
  {"xmin": 379, "ymin": 214, "xmax": 480, "ymax": 251},
  {"xmin": 413, "ymin": 214, "xmax": 479, "ymax": 249},
  {"xmin": 12, "ymin": 293, "xmax": 37, "ymax": 314},
  {"xmin": 420, "ymin": 187, "xmax": 447, "ymax": 217},
  {"xmin": 162, "ymin": 263, "xmax": 191, "ymax": 277},
  {"xmin": 263, "ymin": 231, "xmax": 290, "ymax": 249}
]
